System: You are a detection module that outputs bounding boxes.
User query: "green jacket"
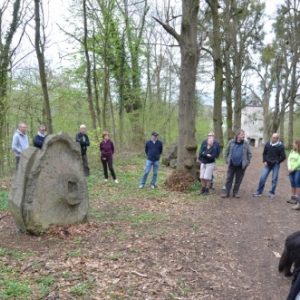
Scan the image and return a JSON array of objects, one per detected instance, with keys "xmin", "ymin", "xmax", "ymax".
[
  {"xmin": 224, "ymin": 139, "xmax": 252, "ymax": 169},
  {"xmin": 287, "ymin": 150, "xmax": 300, "ymax": 171}
]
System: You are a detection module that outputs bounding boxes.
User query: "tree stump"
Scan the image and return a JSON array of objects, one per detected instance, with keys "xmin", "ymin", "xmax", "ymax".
[{"xmin": 8, "ymin": 132, "xmax": 89, "ymax": 234}]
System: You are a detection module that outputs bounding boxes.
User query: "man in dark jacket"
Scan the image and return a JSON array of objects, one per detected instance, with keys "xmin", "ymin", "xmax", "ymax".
[
  {"xmin": 33, "ymin": 125, "xmax": 47, "ymax": 149},
  {"xmin": 200, "ymin": 132, "xmax": 221, "ymax": 188},
  {"xmin": 253, "ymin": 133, "xmax": 286, "ymax": 198},
  {"xmin": 76, "ymin": 124, "xmax": 90, "ymax": 177},
  {"xmin": 139, "ymin": 131, "xmax": 163, "ymax": 189}
]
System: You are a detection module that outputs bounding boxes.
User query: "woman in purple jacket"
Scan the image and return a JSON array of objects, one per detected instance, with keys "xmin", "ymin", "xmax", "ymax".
[{"xmin": 99, "ymin": 131, "xmax": 118, "ymax": 183}]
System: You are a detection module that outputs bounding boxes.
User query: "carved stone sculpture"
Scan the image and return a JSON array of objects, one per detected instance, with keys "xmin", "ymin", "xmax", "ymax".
[{"xmin": 9, "ymin": 132, "xmax": 89, "ymax": 234}]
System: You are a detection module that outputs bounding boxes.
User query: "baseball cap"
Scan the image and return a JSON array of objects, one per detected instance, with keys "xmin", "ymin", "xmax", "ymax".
[{"xmin": 151, "ymin": 131, "xmax": 159, "ymax": 136}]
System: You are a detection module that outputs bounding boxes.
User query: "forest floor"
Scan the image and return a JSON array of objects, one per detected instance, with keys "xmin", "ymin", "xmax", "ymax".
[{"xmin": 0, "ymin": 147, "xmax": 297, "ymax": 299}]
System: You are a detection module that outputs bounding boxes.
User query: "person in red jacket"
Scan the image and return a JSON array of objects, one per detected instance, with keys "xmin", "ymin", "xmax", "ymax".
[{"xmin": 99, "ymin": 131, "xmax": 118, "ymax": 183}]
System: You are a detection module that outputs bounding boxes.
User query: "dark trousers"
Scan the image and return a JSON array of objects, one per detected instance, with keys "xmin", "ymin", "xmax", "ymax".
[
  {"xmin": 82, "ymin": 154, "xmax": 90, "ymax": 177},
  {"xmin": 225, "ymin": 164, "xmax": 246, "ymax": 195},
  {"xmin": 15, "ymin": 156, "xmax": 20, "ymax": 172},
  {"xmin": 101, "ymin": 157, "xmax": 116, "ymax": 180}
]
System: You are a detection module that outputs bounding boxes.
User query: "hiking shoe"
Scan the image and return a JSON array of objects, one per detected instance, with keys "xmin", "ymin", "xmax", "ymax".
[
  {"xmin": 269, "ymin": 192, "xmax": 275, "ymax": 198},
  {"xmin": 221, "ymin": 193, "xmax": 229, "ymax": 198},
  {"xmin": 233, "ymin": 194, "xmax": 240, "ymax": 198},
  {"xmin": 253, "ymin": 192, "xmax": 262, "ymax": 197},
  {"xmin": 287, "ymin": 196, "xmax": 298, "ymax": 204},
  {"xmin": 114, "ymin": 179, "xmax": 119, "ymax": 184},
  {"xmin": 287, "ymin": 198, "xmax": 298, "ymax": 204},
  {"xmin": 139, "ymin": 185, "xmax": 144, "ymax": 189},
  {"xmin": 292, "ymin": 203, "xmax": 300, "ymax": 210}
]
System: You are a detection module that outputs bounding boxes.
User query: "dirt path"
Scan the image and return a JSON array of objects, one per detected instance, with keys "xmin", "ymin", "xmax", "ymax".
[
  {"xmin": 202, "ymin": 146, "xmax": 296, "ymax": 299},
  {"xmin": 0, "ymin": 147, "xmax": 297, "ymax": 299}
]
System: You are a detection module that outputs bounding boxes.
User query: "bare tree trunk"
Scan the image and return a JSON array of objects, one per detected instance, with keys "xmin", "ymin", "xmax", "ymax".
[
  {"xmin": 288, "ymin": 56, "xmax": 298, "ymax": 149},
  {"xmin": 233, "ymin": 52, "xmax": 242, "ymax": 132},
  {"xmin": 224, "ymin": 45, "xmax": 233, "ymax": 141},
  {"xmin": 34, "ymin": 0, "xmax": 53, "ymax": 133},
  {"xmin": 92, "ymin": 28, "xmax": 101, "ymax": 128},
  {"xmin": 206, "ymin": 0, "xmax": 224, "ymax": 149},
  {"xmin": 83, "ymin": 0, "xmax": 97, "ymax": 129}
]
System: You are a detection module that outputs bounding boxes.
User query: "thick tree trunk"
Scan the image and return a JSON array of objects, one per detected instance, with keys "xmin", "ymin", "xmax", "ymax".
[
  {"xmin": 176, "ymin": 0, "xmax": 199, "ymax": 176},
  {"xmin": 154, "ymin": 0, "xmax": 199, "ymax": 176}
]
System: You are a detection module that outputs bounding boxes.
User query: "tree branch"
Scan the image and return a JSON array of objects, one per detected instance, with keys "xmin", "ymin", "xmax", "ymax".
[{"xmin": 152, "ymin": 17, "xmax": 182, "ymax": 46}]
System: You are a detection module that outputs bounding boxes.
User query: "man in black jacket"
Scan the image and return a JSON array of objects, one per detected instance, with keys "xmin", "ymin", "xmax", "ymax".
[
  {"xmin": 76, "ymin": 124, "xmax": 90, "ymax": 177},
  {"xmin": 33, "ymin": 125, "xmax": 47, "ymax": 149},
  {"xmin": 253, "ymin": 133, "xmax": 286, "ymax": 198}
]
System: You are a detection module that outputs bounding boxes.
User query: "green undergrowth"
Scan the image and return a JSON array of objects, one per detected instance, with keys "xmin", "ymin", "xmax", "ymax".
[{"xmin": 0, "ymin": 191, "xmax": 9, "ymax": 212}]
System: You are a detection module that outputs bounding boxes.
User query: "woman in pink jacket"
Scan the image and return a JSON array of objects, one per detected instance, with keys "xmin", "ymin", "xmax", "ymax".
[{"xmin": 99, "ymin": 131, "xmax": 118, "ymax": 183}]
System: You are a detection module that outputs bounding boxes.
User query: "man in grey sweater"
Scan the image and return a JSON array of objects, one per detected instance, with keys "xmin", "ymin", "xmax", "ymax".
[{"xmin": 12, "ymin": 123, "xmax": 29, "ymax": 171}]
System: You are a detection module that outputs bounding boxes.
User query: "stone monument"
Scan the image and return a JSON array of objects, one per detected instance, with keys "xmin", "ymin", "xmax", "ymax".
[{"xmin": 9, "ymin": 132, "xmax": 89, "ymax": 234}]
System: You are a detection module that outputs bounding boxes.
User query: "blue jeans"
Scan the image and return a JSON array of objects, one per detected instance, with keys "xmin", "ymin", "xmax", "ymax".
[
  {"xmin": 289, "ymin": 170, "xmax": 300, "ymax": 188},
  {"xmin": 257, "ymin": 164, "xmax": 280, "ymax": 195},
  {"xmin": 140, "ymin": 160, "xmax": 160, "ymax": 186}
]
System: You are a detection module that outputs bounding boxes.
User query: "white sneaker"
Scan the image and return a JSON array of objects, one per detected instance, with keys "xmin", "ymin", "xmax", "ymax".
[
  {"xmin": 139, "ymin": 185, "xmax": 144, "ymax": 189},
  {"xmin": 105, "ymin": 179, "xmax": 108, "ymax": 183},
  {"xmin": 114, "ymin": 179, "xmax": 119, "ymax": 183}
]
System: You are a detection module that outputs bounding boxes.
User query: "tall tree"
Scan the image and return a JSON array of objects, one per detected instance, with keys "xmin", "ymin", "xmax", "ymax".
[
  {"xmin": 34, "ymin": 0, "xmax": 53, "ymax": 133},
  {"xmin": 154, "ymin": 0, "xmax": 200, "ymax": 176},
  {"xmin": 0, "ymin": 0, "xmax": 22, "ymax": 170},
  {"xmin": 273, "ymin": 0, "xmax": 300, "ymax": 148},
  {"xmin": 222, "ymin": 0, "xmax": 265, "ymax": 133},
  {"xmin": 83, "ymin": 0, "xmax": 97, "ymax": 129},
  {"xmin": 205, "ymin": 0, "xmax": 224, "ymax": 149}
]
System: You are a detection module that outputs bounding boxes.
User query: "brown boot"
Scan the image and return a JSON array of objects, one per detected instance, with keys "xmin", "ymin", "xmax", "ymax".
[
  {"xmin": 287, "ymin": 196, "xmax": 298, "ymax": 204},
  {"xmin": 292, "ymin": 203, "xmax": 300, "ymax": 210}
]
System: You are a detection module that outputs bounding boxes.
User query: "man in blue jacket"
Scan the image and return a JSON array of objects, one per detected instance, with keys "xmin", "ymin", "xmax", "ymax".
[
  {"xmin": 33, "ymin": 125, "xmax": 47, "ymax": 149},
  {"xmin": 139, "ymin": 131, "xmax": 163, "ymax": 189},
  {"xmin": 253, "ymin": 133, "xmax": 286, "ymax": 198}
]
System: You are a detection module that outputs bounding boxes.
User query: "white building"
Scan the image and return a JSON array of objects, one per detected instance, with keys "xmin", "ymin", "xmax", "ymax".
[{"xmin": 241, "ymin": 105, "xmax": 264, "ymax": 147}]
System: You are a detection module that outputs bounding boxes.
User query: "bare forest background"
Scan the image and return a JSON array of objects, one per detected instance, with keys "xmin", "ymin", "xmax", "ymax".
[{"xmin": 1, "ymin": 0, "xmax": 300, "ymax": 176}]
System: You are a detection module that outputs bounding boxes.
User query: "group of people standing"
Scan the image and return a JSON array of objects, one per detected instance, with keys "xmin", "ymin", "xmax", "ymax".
[
  {"xmin": 11, "ymin": 123, "xmax": 118, "ymax": 183},
  {"xmin": 198, "ymin": 129, "xmax": 300, "ymax": 209},
  {"xmin": 11, "ymin": 123, "xmax": 163, "ymax": 189},
  {"xmin": 11, "ymin": 123, "xmax": 300, "ymax": 205}
]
